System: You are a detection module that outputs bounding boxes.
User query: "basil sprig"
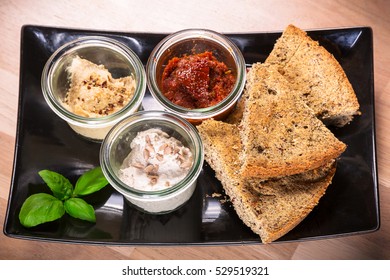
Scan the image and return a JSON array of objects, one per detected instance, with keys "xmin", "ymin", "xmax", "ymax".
[{"xmin": 19, "ymin": 167, "xmax": 108, "ymax": 228}]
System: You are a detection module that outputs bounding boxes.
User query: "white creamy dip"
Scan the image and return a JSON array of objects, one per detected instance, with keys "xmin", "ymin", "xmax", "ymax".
[{"xmin": 118, "ymin": 128, "xmax": 193, "ymax": 191}]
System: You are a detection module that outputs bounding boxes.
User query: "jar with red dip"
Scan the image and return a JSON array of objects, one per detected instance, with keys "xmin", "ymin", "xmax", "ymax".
[{"xmin": 147, "ymin": 29, "xmax": 246, "ymax": 124}]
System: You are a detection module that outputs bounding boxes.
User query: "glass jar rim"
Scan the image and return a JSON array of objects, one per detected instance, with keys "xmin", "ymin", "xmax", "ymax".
[
  {"xmin": 146, "ymin": 29, "xmax": 246, "ymax": 120},
  {"xmin": 41, "ymin": 35, "xmax": 146, "ymax": 127},
  {"xmin": 100, "ymin": 110, "xmax": 204, "ymax": 198}
]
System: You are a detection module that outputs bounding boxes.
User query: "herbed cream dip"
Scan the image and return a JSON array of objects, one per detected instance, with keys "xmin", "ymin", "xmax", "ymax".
[
  {"xmin": 118, "ymin": 128, "xmax": 193, "ymax": 191},
  {"xmin": 63, "ymin": 56, "xmax": 136, "ymax": 118}
]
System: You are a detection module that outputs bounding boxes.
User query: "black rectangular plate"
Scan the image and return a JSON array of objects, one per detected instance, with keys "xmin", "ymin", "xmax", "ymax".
[{"xmin": 3, "ymin": 25, "xmax": 379, "ymax": 245}]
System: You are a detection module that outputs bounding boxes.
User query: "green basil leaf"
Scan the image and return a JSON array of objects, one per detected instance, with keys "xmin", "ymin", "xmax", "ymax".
[
  {"xmin": 38, "ymin": 170, "xmax": 73, "ymax": 200},
  {"xmin": 19, "ymin": 193, "xmax": 65, "ymax": 228},
  {"xmin": 64, "ymin": 198, "xmax": 96, "ymax": 223},
  {"xmin": 73, "ymin": 167, "xmax": 108, "ymax": 197}
]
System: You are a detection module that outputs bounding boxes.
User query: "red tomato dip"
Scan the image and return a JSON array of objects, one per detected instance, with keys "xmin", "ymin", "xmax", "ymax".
[{"xmin": 161, "ymin": 51, "xmax": 235, "ymax": 109}]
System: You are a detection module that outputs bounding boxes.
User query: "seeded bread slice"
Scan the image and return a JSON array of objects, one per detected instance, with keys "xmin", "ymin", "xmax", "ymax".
[
  {"xmin": 225, "ymin": 96, "xmax": 245, "ymax": 125},
  {"xmin": 265, "ymin": 24, "xmax": 360, "ymax": 126},
  {"xmin": 198, "ymin": 120, "xmax": 242, "ymax": 191},
  {"xmin": 240, "ymin": 63, "xmax": 346, "ymax": 179},
  {"xmin": 197, "ymin": 119, "xmax": 336, "ymax": 243}
]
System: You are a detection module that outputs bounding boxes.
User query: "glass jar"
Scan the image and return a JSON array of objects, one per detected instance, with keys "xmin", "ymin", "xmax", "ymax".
[
  {"xmin": 146, "ymin": 29, "xmax": 246, "ymax": 124},
  {"xmin": 41, "ymin": 36, "xmax": 146, "ymax": 141},
  {"xmin": 100, "ymin": 110, "xmax": 204, "ymax": 214}
]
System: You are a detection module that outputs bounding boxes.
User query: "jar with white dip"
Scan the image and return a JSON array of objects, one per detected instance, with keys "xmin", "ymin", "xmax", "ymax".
[
  {"xmin": 100, "ymin": 110, "xmax": 204, "ymax": 214},
  {"xmin": 41, "ymin": 36, "xmax": 146, "ymax": 141}
]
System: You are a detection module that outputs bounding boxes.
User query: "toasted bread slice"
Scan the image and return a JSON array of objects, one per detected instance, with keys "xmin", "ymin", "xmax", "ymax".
[
  {"xmin": 240, "ymin": 63, "xmax": 346, "ymax": 179},
  {"xmin": 265, "ymin": 24, "xmax": 360, "ymax": 126},
  {"xmin": 198, "ymin": 121, "xmax": 242, "ymax": 194},
  {"xmin": 197, "ymin": 119, "xmax": 336, "ymax": 243},
  {"xmin": 225, "ymin": 96, "xmax": 245, "ymax": 125}
]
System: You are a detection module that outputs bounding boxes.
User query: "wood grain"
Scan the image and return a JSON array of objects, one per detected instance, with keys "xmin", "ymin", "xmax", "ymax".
[{"xmin": 1, "ymin": 0, "xmax": 389, "ymax": 260}]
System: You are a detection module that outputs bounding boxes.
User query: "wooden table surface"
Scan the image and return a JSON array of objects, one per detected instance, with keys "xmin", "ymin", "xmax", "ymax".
[{"xmin": 1, "ymin": 0, "xmax": 389, "ymax": 260}]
